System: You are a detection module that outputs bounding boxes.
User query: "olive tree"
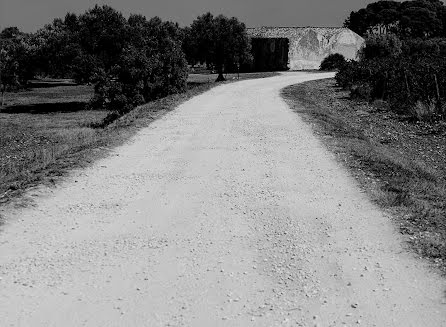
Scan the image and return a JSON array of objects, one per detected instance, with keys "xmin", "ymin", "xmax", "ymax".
[{"xmin": 187, "ymin": 13, "xmax": 252, "ymax": 81}]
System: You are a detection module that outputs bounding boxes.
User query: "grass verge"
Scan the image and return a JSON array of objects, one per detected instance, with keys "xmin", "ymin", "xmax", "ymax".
[
  {"xmin": 282, "ymin": 78, "xmax": 446, "ymax": 273},
  {"xmin": 0, "ymin": 72, "xmax": 278, "ymax": 212}
]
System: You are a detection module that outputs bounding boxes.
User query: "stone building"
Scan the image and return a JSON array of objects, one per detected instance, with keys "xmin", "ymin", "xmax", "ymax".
[{"xmin": 247, "ymin": 27, "xmax": 364, "ymax": 70}]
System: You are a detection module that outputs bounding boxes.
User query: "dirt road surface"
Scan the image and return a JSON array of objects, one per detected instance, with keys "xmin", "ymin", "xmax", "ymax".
[{"xmin": 1, "ymin": 72, "xmax": 445, "ymax": 326}]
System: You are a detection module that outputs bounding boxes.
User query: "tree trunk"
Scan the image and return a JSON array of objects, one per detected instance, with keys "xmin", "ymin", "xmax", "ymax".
[
  {"xmin": 215, "ymin": 64, "xmax": 226, "ymax": 82},
  {"xmin": 215, "ymin": 72, "xmax": 225, "ymax": 82},
  {"xmin": 434, "ymin": 74, "xmax": 440, "ymax": 101}
]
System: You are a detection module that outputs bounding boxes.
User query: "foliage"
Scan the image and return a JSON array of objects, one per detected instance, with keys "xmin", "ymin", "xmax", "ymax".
[
  {"xmin": 319, "ymin": 53, "xmax": 346, "ymax": 71},
  {"xmin": 359, "ymin": 33, "xmax": 402, "ymax": 60},
  {"xmin": 344, "ymin": 0, "xmax": 446, "ymax": 39},
  {"xmin": 336, "ymin": 33, "xmax": 446, "ymax": 121},
  {"xmin": 0, "ymin": 28, "xmax": 34, "ymax": 105},
  {"xmin": 30, "ymin": 15, "xmax": 81, "ymax": 78},
  {"xmin": 2, "ymin": 5, "xmax": 189, "ymax": 116},
  {"xmin": 1, "ymin": 6, "xmax": 257, "ymax": 115},
  {"xmin": 186, "ymin": 13, "xmax": 252, "ymax": 81},
  {"xmin": 87, "ymin": 14, "xmax": 188, "ymax": 115}
]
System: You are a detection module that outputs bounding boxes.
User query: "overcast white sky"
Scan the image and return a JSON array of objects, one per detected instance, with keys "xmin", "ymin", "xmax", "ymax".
[{"xmin": 1, "ymin": 0, "xmax": 385, "ymax": 32}]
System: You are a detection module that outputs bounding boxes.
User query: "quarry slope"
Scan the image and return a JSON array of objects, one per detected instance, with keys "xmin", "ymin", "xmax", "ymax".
[{"xmin": 1, "ymin": 72, "xmax": 445, "ymax": 327}]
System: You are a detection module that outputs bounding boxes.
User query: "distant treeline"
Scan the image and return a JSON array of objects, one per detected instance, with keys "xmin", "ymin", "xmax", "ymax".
[
  {"xmin": 345, "ymin": 0, "xmax": 446, "ymax": 39},
  {"xmin": 0, "ymin": 6, "xmax": 252, "ymax": 114},
  {"xmin": 328, "ymin": 0, "xmax": 446, "ymax": 121}
]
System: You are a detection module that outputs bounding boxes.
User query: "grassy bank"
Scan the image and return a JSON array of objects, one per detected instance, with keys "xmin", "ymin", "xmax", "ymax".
[
  {"xmin": 282, "ymin": 78, "xmax": 446, "ymax": 273},
  {"xmin": 0, "ymin": 72, "xmax": 277, "ymax": 208}
]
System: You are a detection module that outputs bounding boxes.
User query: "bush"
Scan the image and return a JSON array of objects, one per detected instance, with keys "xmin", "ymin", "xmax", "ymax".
[
  {"xmin": 350, "ymin": 83, "xmax": 373, "ymax": 100},
  {"xmin": 336, "ymin": 34, "xmax": 446, "ymax": 121},
  {"xmin": 82, "ymin": 12, "xmax": 188, "ymax": 120},
  {"xmin": 359, "ymin": 33, "xmax": 402, "ymax": 60},
  {"xmin": 320, "ymin": 53, "xmax": 346, "ymax": 71},
  {"xmin": 335, "ymin": 60, "xmax": 367, "ymax": 89}
]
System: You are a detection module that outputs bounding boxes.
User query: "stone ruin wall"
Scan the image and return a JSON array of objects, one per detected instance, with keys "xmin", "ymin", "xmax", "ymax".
[{"xmin": 247, "ymin": 27, "xmax": 364, "ymax": 70}]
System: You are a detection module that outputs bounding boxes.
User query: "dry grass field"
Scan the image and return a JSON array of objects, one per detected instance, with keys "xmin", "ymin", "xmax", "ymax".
[
  {"xmin": 0, "ymin": 82, "xmax": 102, "ymax": 199},
  {"xmin": 282, "ymin": 78, "xmax": 446, "ymax": 272}
]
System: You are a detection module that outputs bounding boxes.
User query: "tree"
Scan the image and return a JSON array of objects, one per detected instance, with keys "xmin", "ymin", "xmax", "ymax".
[
  {"xmin": 74, "ymin": 5, "xmax": 128, "ymax": 82},
  {"xmin": 89, "ymin": 14, "xmax": 188, "ymax": 114},
  {"xmin": 399, "ymin": 6, "xmax": 442, "ymax": 38},
  {"xmin": 0, "ymin": 27, "xmax": 32, "ymax": 106},
  {"xmin": 0, "ymin": 27, "xmax": 22, "ymax": 39},
  {"xmin": 188, "ymin": 13, "xmax": 252, "ymax": 81},
  {"xmin": 31, "ymin": 15, "xmax": 81, "ymax": 78},
  {"xmin": 181, "ymin": 26, "xmax": 198, "ymax": 66},
  {"xmin": 360, "ymin": 33, "xmax": 403, "ymax": 60},
  {"xmin": 344, "ymin": 0, "xmax": 446, "ymax": 38},
  {"xmin": 344, "ymin": 1, "xmax": 401, "ymax": 36}
]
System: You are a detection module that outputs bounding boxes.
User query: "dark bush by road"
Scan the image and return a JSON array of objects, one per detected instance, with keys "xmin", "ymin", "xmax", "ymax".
[
  {"xmin": 319, "ymin": 53, "xmax": 346, "ymax": 71},
  {"xmin": 336, "ymin": 34, "xmax": 446, "ymax": 121}
]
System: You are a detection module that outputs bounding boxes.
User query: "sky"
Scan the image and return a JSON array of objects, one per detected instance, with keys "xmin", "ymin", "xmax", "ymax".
[{"xmin": 1, "ymin": 0, "xmax": 380, "ymax": 32}]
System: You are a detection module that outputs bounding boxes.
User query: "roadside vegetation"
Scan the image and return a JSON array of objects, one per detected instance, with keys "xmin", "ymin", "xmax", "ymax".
[
  {"xmin": 310, "ymin": 0, "xmax": 446, "ymax": 271},
  {"xmin": 338, "ymin": 0, "xmax": 446, "ymax": 121},
  {"xmin": 0, "ymin": 6, "xmax": 253, "ymax": 118},
  {"xmin": 319, "ymin": 53, "xmax": 346, "ymax": 71},
  {"xmin": 283, "ymin": 79, "xmax": 446, "ymax": 272}
]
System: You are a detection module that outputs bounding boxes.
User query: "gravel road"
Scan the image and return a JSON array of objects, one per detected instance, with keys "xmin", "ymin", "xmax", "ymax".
[{"xmin": 1, "ymin": 72, "xmax": 445, "ymax": 326}]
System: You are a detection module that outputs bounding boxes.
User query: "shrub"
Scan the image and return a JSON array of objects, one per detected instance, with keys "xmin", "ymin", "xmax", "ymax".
[
  {"xmin": 335, "ymin": 60, "xmax": 366, "ymax": 89},
  {"xmin": 320, "ymin": 53, "xmax": 346, "ymax": 71},
  {"xmin": 336, "ymin": 34, "xmax": 446, "ymax": 121},
  {"xmin": 359, "ymin": 33, "xmax": 402, "ymax": 60},
  {"xmin": 350, "ymin": 83, "xmax": 373, "ymax": 100},
  {"xmin": 83, "ymin": 12, "xmax": 188, "ymax": 120}
]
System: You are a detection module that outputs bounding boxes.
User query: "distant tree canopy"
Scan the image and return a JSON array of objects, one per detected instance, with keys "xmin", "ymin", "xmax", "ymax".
[
  {"xmin": 0, "ymin": 27, "xmax": 33, "ymax": 105},
  {"xmin": 185, "ymin": 13, "xmax": 252, "ymax": 81},
  {"xmin": 0, "ymin": 5, "xmax": 188, "ymax": 114},
  {"xmin": 344, "ymin": 0, "xmax": 446, "ymax": 39},
  {"xmin": 0, "ymin": 6, "xmax": 256, "ymax": 113},
  {"xmin": 89, "ymin": 13, "xmax": 188, "ymax": 114}
]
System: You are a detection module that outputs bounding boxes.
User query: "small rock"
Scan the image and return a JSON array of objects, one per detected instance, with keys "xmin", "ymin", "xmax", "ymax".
[{"xmin": 351, "ymin": 303, "xmax": 358, "ymax": 308}]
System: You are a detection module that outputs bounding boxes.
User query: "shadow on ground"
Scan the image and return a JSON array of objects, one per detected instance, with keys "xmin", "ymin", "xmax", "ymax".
[
  {"xmin": 29, "ymin": 81, "xmax": 78, "ymax": 88},
  {"xmin": 0, "ymin": 101, "xmax": 88, "ymax": 114}
]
